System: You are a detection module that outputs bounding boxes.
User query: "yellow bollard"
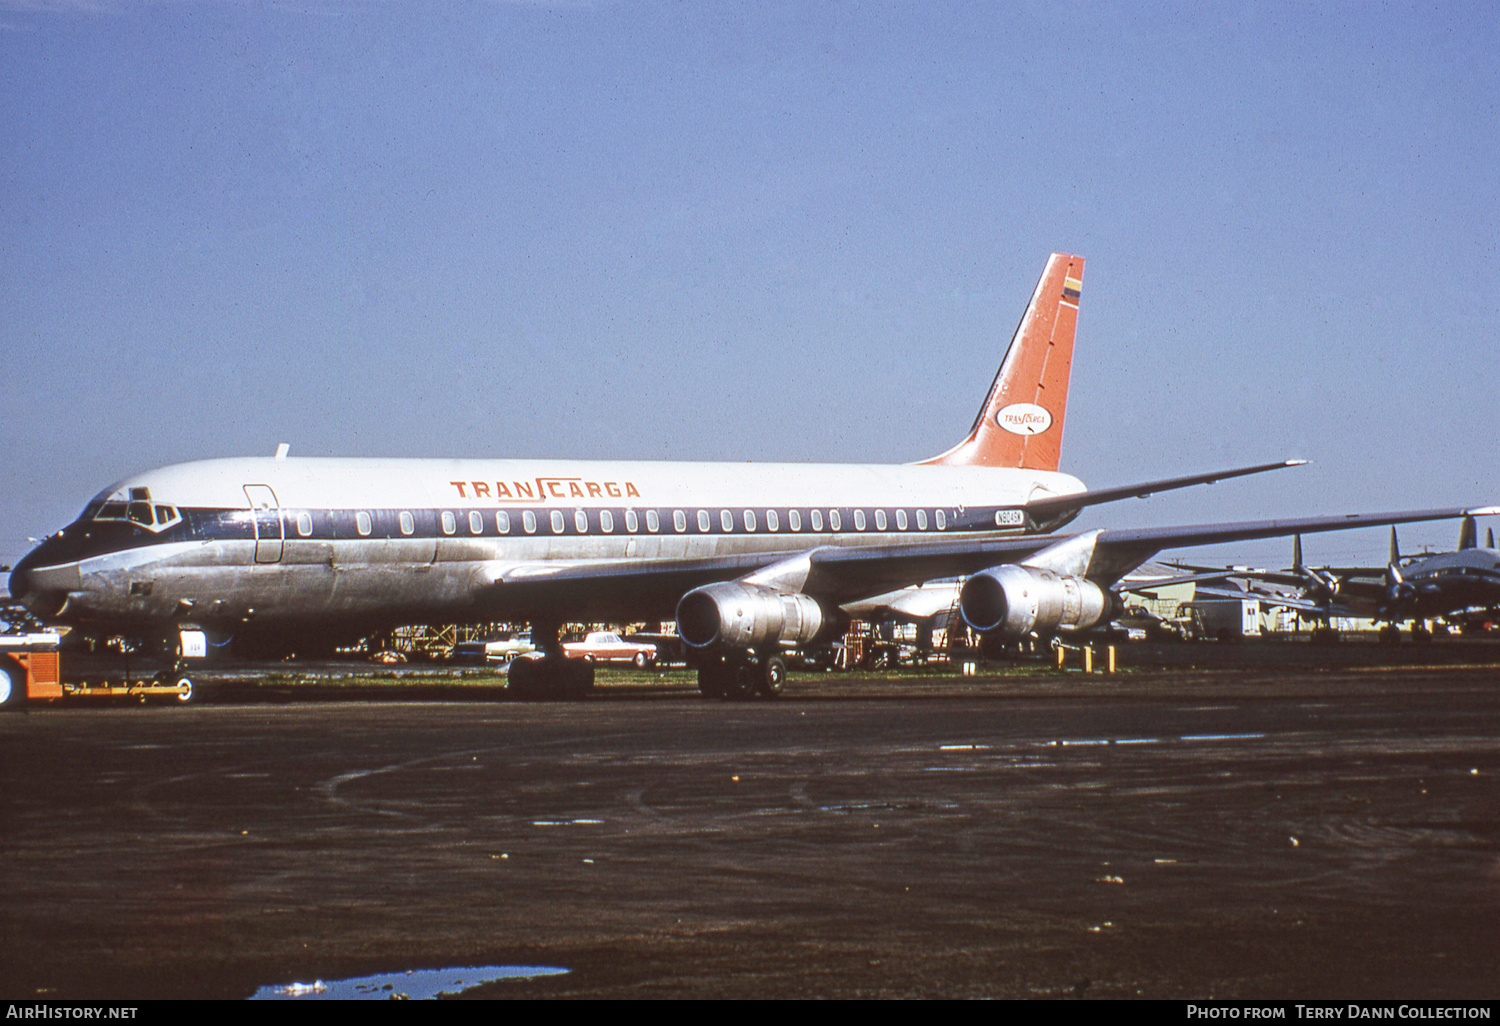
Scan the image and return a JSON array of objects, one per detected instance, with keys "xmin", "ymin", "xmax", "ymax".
[
  {"xmin": 1084, "ymin": 646, "xmax": 1094, "ymax": 674},
  {"xmin": 1107, "ymin": 645, "xmax": 1117, "ymax": 674},
  {"xmin": 1056, "ymin": 645, "xmax": 1066, "ymax": 670}
]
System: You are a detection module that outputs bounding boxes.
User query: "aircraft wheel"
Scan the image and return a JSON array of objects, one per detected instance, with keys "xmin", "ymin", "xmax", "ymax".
[
  {"xmin": 722, "ymin": 661, "xmax": 756, "ymax": 701},
  {"xmin": 564, "ymin": 658, "xmax": 595, "ymax": 699},
  {"xmin": 755, "ymin": 655, "xmax": 786, "ymax": 699},
  {"xmin": 0, "ymin": 658, "xmax": 26, "ymax": 711},
  {"xmin": 507, "ymin": 655, "xmax": 542, "ymax": 699},
  {"xmin": 697, "ymin": 659, "xmax": 727, "ymax": 699}
]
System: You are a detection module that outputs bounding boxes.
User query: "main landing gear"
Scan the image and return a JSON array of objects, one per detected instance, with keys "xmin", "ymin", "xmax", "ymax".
[
  {"xmin": 1378, "ymin": 621, "xmax": 1434, "ymax": 644},
  {"xmin": 696, "ymin": 653, "xmax": 786, "ymax": 701},
  {"xmin": 506, "ymin": 620, "xmax": 595, "ymax": 701}
]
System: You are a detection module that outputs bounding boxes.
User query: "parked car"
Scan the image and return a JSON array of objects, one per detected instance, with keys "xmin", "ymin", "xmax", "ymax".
[
  {"xmin": 451, "ymin": 631, "xmax": 535, "ymax": 666},
  {"xmin": 484, "ymin": 631, "xmax": 535, "ymax": 664},
  {"xmin": 562, "ymin": 631, "xmax": 657, "ymax": 667}
]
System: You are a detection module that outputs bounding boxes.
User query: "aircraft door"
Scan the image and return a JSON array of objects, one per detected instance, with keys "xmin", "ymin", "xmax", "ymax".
[{"xmin": 244, "ymin": 485, "xmax": 284, "ymax": 563}]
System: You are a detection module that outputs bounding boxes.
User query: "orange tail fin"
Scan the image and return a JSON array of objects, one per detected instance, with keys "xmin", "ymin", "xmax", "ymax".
[{"xmin": 918, "ymin": 253, "xmax": 1083, "ymax": 471}]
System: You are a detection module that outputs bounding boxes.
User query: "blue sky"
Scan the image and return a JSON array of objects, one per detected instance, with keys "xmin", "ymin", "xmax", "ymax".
[{"xmin": 2, "ymin": 0, "xmax": 1496, "ymax": 571}]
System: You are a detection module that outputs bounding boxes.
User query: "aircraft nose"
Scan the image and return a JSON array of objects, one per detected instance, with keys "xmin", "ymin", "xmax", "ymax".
[
  {"xmin": 9, "ymin": 541, "xmax": 80, "ymax": 618},
  {"xmin": 7, "ymin": 565, "xmax": 30, "ymax": 604}
]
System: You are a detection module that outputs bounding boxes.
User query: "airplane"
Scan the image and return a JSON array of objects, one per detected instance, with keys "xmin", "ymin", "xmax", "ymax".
[
  {"xmin": 1159, "ymin": 516, "xmax": 1500, "ymax": 642},
  {"xmin": 6, "ymin": 253, "xmax": 1488, "ymax": 706},
  {"xmin": 1378, "ymin": 520, "xmax": 1500, "ymax": 638},
  {"xmin": 1293, "ymin": 519, "xmax": 1500, "ymax": 641}
]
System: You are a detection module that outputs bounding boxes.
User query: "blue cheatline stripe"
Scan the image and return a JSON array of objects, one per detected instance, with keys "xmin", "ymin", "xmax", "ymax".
[{"xmin": 61, "ymin": 503, "xmax": 1036, "ymax": 561}]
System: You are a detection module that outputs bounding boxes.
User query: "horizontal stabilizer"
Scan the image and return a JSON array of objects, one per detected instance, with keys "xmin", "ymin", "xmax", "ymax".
[{"xmin": 1024, "ymin": 459, "xmax": 1307, "ymax": 521}]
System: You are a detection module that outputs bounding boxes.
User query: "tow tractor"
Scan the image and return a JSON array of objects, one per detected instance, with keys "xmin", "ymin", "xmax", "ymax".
[{"xmin": 0, "ymin": 631, "xmax": 197, "ymax": 711}]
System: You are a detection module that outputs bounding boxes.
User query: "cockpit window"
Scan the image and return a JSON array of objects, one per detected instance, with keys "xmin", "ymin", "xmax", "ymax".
[{"xmin": 89, "ymin": 491, "xmax": 182, "ymax": 532}]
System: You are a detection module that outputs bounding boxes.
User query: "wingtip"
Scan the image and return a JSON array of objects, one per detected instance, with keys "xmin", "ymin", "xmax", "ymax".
[
  {"xmin": 1285, "ymin": 459, "xmax": 1310, "ymax": 467},
  {"xmin": 1463, "ymin": 506, "xmax": 1500, "ymax": 517}
]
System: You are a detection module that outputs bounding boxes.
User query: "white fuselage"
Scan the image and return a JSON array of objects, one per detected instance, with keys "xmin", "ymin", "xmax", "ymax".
[{"xmin": 16, "ymin": 456, "xmax": 1086, "ymax": 635}]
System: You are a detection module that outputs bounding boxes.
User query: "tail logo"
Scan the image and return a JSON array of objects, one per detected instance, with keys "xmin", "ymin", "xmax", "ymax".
[{"xmin": 995, "ymin": 402, "xmax": 1053, "ymax": 436}]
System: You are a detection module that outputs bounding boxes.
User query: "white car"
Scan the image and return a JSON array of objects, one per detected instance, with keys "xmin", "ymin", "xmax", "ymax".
[{"xmin": 562, "ymin": 631, "xmax": 657, "ymax": 668}]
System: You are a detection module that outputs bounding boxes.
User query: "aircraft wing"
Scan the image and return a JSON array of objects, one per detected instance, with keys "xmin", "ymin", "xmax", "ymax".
[
  {"xmin": 474, "ymin": 506, "xmax": 1482, "ymax": 620},
  {"xmin": 1078, "ymin": 509, "xmax": 1489, "ymax": 584},
  {"xmin": 1023, "ymin": 460, "xmax": 1306, "ymax": 522},
  {"xmin": 1122, "ymin": 569, "xmax": 1262, "ymax": 592},
  {"xmin": 1185, "ymin": 583, "xmax": 1346, "ymax": 615}
]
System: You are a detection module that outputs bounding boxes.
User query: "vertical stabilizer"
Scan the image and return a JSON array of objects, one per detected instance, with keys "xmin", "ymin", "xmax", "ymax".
[
  {"xmin": 919, "ymin": 253, "xmax": 1083, "ymax": 471},
  {"xmin": 1458, "ymin": 515, "xmax": 1477, "ymax": 550}
]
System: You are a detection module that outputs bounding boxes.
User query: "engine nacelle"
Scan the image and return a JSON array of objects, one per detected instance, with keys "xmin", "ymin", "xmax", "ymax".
[
  {"xmin": 676, "ymin": 582, "xmax": 838, "ymax": 653},
  {"xmin": 959, "ymin": 564, "xmax": 1113, "ymax": 641}
]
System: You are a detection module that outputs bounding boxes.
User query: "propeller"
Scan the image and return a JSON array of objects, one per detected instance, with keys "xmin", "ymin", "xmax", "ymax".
[
  {"xmin": 1382, "ymin": 526, "xmax": 1415, "ymax": 614},
  {"xmin": 1291, "ymin": 534, "xmax": 1341, "ymax": 600},
  {"xmin": 1289, "ymin": 533, "xmax": 1345, "ymax": 633}
]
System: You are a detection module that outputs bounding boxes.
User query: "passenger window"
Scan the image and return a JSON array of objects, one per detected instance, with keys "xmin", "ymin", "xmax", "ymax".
[
  {"xmin": 875, "ymin": 509, "xmax": 887, "ymax": 531},
  {"xmin": 575, "ymin": 510, "xmax": 589, "ymax": 533},
  {"xmin": 935, "ymin": 509, "xmax": 947, "ymax": 530},
  {"xmin": 624, "ymin": 510, "xmax": 638, "ymax": 533},
  {"xmin": 296, "ymin": 512, "xmax": 313, "ymax": 537},
  {"xmin": 523, "ymin": 511, "xmax": 537, "ymax": 534},
  {"xmin": 646, "ymin": 509, "xmax": 660, "ymax": 533},
  {"xmin": 551, "ymin": 510, "xmax": 565, "ymax": 534},
  {"xmin": 853, "ymin": 510, "xmax": 866, "ymax": 531},
  {"xmin": 720, "ymin": 509, "xmax": 733, "ymax": 532},
  {"xmin": 441, "ymin": 511, "xmax": 456, "ymax": 535},
  {"xmin": 896, "ymin": 509, "xmax": 908, "ymax": 531},
  {"xmin": 829, "ymin": 510, "xmax": 842, "ymax": 532},
  {"xmin": 789, "ymin": 509, "xmax": 801, "ymax": 532},
  {"xmin": 810, "ymin": 509, "xmax": 823, "ymax": 531},
  {"xmin": 916, "ymin": 510, "xmax": 928, "ymax": 530},
  {"xmin": 766, "ymin": 509, "xmax": 779, "ymax": 532},
  {"xmin": 356, "ymin": 512, "xmax": 372, "ymax": 536},
  {"xmin": 399, "ymin": 511, "xmax": 415, "ymax": 536},
  {"xmin": 673, "ymin": 510, "xmax": 687, "ymax": 533},
  {"xmin": 743, "ymin": 510, "xmax": 757, "ymax": 532},
  {"xmin": 469, "ymin": 511, "xmax": 484, "ymax": 534},
  {"xmin": 697, "ymin": 510, "xmax": 711, "ymax": 532},
  {"xmin": 497, "ymin": 511, "xmax": 511, "ymax": 534}
]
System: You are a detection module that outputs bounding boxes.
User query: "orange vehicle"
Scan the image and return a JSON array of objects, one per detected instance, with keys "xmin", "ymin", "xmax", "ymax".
[
  {"xmin": 0, "ymin": 632, "xmax": 63, "ymax": 709},
  {"xmin": 0, "ymin": 632, "xmax": 194, "ymax": 710}
]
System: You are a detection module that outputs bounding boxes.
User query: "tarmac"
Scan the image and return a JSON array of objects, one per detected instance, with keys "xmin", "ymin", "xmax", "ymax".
[{"xmin": 3, "ymin": 641, "xmax": 1500, "ymax": 1000}]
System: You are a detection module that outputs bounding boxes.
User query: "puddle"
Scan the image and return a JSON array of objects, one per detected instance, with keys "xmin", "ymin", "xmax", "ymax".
[
  {"xmin": 532, "ymin": 818, "xmax": 605, "ymax": 827},
  {"xmin": 250, "ymin": 965, "xmax": 570, "ymax": 1000}
]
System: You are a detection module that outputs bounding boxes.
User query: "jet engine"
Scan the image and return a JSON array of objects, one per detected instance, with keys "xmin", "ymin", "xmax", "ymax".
[
  {"xmin": 959, "ymin": 564, "xmax": 1114, "ymax": 640},
  {"xmin": 676, "ymin": 582, "xmax": 840, "ymax": 653}
]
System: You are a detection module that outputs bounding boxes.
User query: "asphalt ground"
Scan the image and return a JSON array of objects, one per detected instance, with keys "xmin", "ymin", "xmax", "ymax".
[{"xmin": 3, "ymin": 641, "xmax": 1500, "ymax": 1000}]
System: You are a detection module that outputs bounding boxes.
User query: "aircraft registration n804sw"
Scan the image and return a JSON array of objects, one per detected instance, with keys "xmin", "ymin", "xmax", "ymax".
[{"xmin": 5, "ymin": 254, "xmax": 1487, "ymax": 705}]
